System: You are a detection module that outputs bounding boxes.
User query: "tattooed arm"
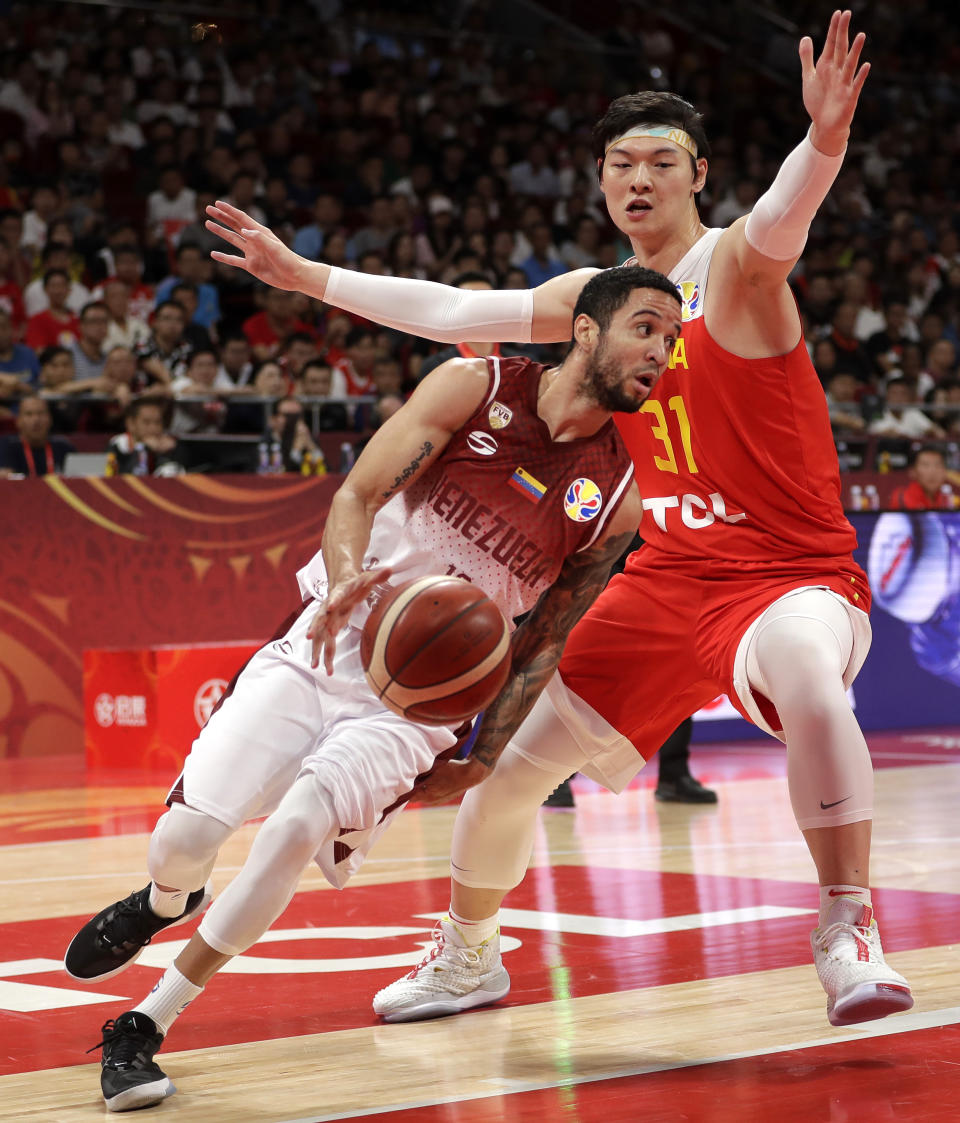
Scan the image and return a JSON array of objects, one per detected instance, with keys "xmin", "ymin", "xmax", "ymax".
[
  {"xmin": 413, "ymin": 485, "xmax": 643, "ymax": 804},
  {"xmin": 309, "ymin": 356, "xmax": 491, "ymax": 672}
]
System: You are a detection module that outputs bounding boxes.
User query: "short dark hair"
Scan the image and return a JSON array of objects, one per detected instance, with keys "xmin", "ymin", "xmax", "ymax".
[
  {"xmin": 41, "ymin": 241, "xmax": 72, "ymax": 262},
  {"xmin": 80, "ymin": 301, "xmax": 109, "ymax": 320},
  {"xmin": 273, "ymin": 397, "xmax": 302, "ymax": 416},
  {"xmin": 188, "ymin": 347, "xmax": 218, "ymax": 365},
  {"xmin": 911, "ymin": 444, "xmax": 946, "ymax": 466},
  {"xmin": 42, "ymin": 267, "xmax": 70, "ymax": 287},
  {"xmin": 592, "ymin": 91, "xmax": 710, "ymax": 177},
  {"xmin": 572, "ymin": 265, "xmax": 681, "ymax": 331},
  {"xmin": 171, "ymin": 282, "xmax": 198, "ymax": 298},
  {"xmin": 451, "ymin": 271, "xmax": 493, "ymax": 289},
  {"xmin": 346, "ymin": 326, "xmax": 376, "ymax": 348},
  {"xmin": 301, "ymin": 359, "xmax": 331, "ymax": 377},
  {"xmin": 175, "ymin": 242, "xmax": 203, "ymax": 259},
  {"xmin": 39, "ymin": 345, "xmax": 70, "ymax": 365},
  {"xmin": 126, "ymin": 396, "xmax": 168, "ymax": 423},
  {"xmin": 284, "ymin": 331, "xmax": 317, "ymax": 350},
  {"xmin": 154, "ymin": 300, "xmax": 184, "ymax": 318}
]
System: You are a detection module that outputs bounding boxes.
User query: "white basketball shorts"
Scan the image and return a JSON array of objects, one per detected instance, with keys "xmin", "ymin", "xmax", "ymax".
[{"xmin": 171, "ymin": 602, "xmax": 458, "ymax": 887}]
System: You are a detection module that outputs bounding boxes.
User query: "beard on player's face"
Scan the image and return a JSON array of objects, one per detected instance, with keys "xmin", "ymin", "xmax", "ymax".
[{"xmin": 581, "ymin": 335, "xmax": 648, "ymax": 414}]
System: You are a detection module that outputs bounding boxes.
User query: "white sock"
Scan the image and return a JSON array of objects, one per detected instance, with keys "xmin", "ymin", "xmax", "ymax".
[
  {"xmin": 149, "ymin": 883, "xmax": 191, "ymax": 919},
  {"xmin": 133, "ymin": 965, "xmax": 203, "ymax": 1036},
  {"xmin": 445, "ymin": 908, "xmax": 499, "ymax": 948},
  {"xmin": 819, "ymin": 884, "xmax": 871, "ymax": 926}
]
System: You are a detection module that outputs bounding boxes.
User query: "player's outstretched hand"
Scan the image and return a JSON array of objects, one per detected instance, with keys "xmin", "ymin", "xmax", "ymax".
[
  {"xmin": 205, "ymin": 200, "xmax": 306, "ymax": 291},
  {"xmin": 800, "ymin": 9, "xmax": 870, "ymax": 153},
  {"xmin": 413, "ymin": 755, "xmax": 489, "ymax": 807},
  {"xmin": 307, "ymin": 566, "xmax": 392, "ymax": 674}
]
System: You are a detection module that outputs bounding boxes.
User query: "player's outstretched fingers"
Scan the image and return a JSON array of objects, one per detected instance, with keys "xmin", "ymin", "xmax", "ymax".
[
  {"xmin": 833, "ymin": 10, "xmax": 851, "ymax": 67},
  {"xmin": 820, "ymin": 9, "xmax": 840, "ymax": 66},
  {"xmin": 204, "ymin": 219, "xmax": 246, "ymax": 249},
  {"xmin": 213, "ymin": 199, "xmax": 268, "ymax": 233}
]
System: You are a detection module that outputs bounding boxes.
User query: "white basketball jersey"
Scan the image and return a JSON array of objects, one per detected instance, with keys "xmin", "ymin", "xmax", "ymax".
[{"xmin": 296, "ymin": 355, "xmax": 634, "ymax": 626}]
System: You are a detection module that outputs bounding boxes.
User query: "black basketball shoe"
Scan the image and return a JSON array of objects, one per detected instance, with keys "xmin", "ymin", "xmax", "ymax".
[
  {"xmin": 65, "ymin": 882, "xmax": 212, "ymax": 982},
  {"xmin": 654, "ymin": 775, "xmax": 718, "ymax": 804},
  {"xmin": 90, "ymin": 1011, "xmax": 173, "ymax": 1113}
]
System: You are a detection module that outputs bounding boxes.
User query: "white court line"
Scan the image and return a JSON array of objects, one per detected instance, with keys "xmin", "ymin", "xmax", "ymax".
[{"xmin": 281, "ymin": 1005, "xmax": 960, "ymax": 1123}]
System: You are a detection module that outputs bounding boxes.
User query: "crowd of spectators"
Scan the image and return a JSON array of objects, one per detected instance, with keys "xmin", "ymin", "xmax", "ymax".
[{"xmin": 0, "ymin": 0, "xmax": 958, "ymax": 482}]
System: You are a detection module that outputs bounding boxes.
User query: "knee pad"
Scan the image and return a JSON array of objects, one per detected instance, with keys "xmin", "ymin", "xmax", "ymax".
[
  {"xmin": 745, "ymin": 590, "xmax": 872, "ymax": 830},
  {"xmin": 147, "ymin": 803, "xmax": 233, "ymax": 891},
  {"xmin": 747, "ymin": 588, "xmax": 854, "ymax": 701}
]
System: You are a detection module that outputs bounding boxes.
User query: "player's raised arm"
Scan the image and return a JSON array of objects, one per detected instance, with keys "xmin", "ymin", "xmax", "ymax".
[
  {"xmin": 708, "ymin": 10, "xmax": 869, "ymax": 347},
  {"xmin": 309, "ymin": 357, "xmax": 490, "ymax": 672},
  {"xmin": 413, "ymin": 484, "xmax": 643, "ymax": 805},
  {"xmin": 206, "ymin": 200, "xmax": 594, "ymax": 345}
]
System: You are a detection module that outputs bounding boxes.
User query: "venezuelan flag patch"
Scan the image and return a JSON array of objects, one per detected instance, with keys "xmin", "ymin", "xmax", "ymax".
[{"xmin": 507, "ymin": 466, "xmax": 547, "ymax": 504}]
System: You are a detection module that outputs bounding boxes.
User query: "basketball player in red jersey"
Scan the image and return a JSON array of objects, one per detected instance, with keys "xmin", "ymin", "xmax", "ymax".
[
  {"xmin": 205, "ymin": 12, "xmax": 912, "ymax": 1031},
  {"xmin": 66, "ymin": 268, "xmax": 678, "ymax": 1112}
]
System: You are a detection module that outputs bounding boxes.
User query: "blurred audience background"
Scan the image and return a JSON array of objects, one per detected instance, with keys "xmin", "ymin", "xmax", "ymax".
[{"xmin": 0, "ymin": 0, "xmax": 957, "ymax": 481}]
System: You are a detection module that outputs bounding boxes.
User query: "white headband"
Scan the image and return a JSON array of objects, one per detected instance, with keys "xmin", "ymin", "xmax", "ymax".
[{"xmin": 604, "ymin": 124, "xmax": 698, "ymax": 160}]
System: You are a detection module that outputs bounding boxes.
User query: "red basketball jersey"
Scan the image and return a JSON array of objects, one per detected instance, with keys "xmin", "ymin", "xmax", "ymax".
[{"xmin": 616, "ymin": 230, "xmax": 857, "ymax": 563}]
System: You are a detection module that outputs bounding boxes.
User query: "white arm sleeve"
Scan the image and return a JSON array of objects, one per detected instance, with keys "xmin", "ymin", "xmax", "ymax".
[
  {"xmin": 323, "ymin": 268, "xmax": 534, "ymax": 344},
  {"xmin": 743, "ymin": 130, "xmax": 846, "ymax": 262}
]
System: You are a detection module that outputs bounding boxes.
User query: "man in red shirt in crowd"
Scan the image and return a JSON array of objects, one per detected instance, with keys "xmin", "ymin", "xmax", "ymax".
[
  {"xmin": 24, "ymin": 269, "xmax": 80, "ymax": 350},
  {"xmin": 333, "ymin": 325, "xmax": 378, "ymax": 396},
  {"xmin": 242, "ymin": 286, "xmax": 315, "ymax": 361},
  {"xmin": 891, "ymin": 446, "xmax": 960, "ymax": 509},
  {"xmin": 95, "ymin": 247, "xmax": 156, "ymax": 323}
]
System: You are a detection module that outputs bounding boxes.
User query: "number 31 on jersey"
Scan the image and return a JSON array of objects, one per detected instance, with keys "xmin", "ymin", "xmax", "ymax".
[{"xmin": 640, "ymin": 393, "xmax": 698, "ymax": 476}]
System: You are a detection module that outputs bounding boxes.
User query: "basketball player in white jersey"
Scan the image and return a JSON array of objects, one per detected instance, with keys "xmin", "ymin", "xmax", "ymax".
[
  {"xmin": 202, "ymin": 12, "xmax": 913, "ymax": 1033},
  {"xmin": 66, "ymin": 267, "xmax": 680, "ymax": 1111}
]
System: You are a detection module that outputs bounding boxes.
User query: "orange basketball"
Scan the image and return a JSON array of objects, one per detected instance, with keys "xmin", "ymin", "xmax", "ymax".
[{"xmin": 360, "ymin": 575, "xmax": 511, "ymax": 726}]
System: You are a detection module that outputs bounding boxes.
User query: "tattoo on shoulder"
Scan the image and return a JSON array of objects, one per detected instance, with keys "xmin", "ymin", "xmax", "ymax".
[{"xmin": 381, "ymin": 440, "xmax": 434, "ymax": 500}]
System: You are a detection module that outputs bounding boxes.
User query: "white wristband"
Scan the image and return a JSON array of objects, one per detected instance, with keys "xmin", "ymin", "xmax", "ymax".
[
  {"xmin": 324, "ymin": 268, "xmax": 534, "ymax": 344},
  {"xmin": 743, "ymin": 129, "xmax": 846, "ymax": 262}
]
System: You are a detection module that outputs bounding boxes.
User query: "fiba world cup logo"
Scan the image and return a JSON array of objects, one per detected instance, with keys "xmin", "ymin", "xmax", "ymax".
[
  {"xmin": 563, "ymin": 478, "xmax": 603, "ymax": 522},
  {"xmin": 677, "ymin": 280, "xmax": 700, "ymax": 321}
]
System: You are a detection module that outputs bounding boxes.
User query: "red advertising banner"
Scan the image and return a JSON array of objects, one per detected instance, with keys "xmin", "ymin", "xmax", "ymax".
[
  {"xmin": 83, "ymin": 643, "xmax": 261, "ymax": 771},
  {"xmin": 0, "ymin": 476, "xmax": 339, "ymax": 759}
]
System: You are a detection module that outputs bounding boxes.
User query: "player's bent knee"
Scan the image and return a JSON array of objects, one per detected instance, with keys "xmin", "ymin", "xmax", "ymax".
[
  {"xmin": 147, "ymin": 804, "xmax": 232, "ymax": 890},
  {"xmin": 254, "ymin": 807, "xmax": 323, "ymax": 864}
]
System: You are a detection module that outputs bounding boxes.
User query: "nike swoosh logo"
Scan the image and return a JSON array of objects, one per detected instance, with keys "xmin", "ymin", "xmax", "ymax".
[
  {"xmin": 820, "ymin": 796, "xmax": 852, "ymax": 809},
  {"xmin": 828, "ymin": 888, "xmax": 863, "ymax": 897}
]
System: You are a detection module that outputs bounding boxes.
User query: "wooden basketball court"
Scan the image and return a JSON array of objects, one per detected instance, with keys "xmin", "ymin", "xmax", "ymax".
[{"xmin": 2, "ymin": 729, "xmax": 959, "ymax": 1121}]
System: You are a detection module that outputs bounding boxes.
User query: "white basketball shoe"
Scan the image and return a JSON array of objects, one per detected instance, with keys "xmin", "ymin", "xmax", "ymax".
[
  {"xmin": 373, "ymin": 919, "xmax": 510, "ymax": 1023},
  {"xmin": 811, "ymin": 895, "xmax": 913, "ymax": 1027}
]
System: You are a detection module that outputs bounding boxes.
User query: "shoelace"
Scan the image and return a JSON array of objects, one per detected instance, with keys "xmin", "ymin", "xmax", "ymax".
[
  {"xmin": 99, "ymin": 895, "xmax": 153, "ymax": 950},
  {"xmin": 405, "ymin": 925, "xmax": 482, "ymax": 979},
  {"xmin": 818, "ymin": 920, "xmax": 880, "ymax": 959},
  {"xmin": 86, "ymin": 1018, "xmax": 152, "ymax": 1064}
]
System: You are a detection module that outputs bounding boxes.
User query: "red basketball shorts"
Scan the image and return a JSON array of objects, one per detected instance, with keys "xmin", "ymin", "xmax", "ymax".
[{"xmin": 558, "ymin": 546, "xmax": 872, "ymax": 762}]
